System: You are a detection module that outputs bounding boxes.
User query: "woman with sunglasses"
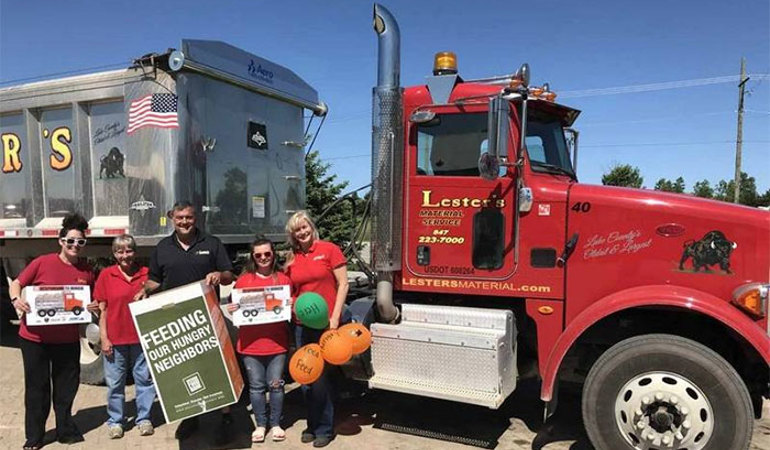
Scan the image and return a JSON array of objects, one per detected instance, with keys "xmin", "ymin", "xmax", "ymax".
[
  {"xmin": 92, "ymin": 234, "xmax": 155, "ymax": 439},
  {"xmin": 284, "ymin": 211, "xmax": 348, "ymax": 448},
  {"xmin": 8, "ymin": 213, "xmax": 94, "ymax": 450},
  {"xmin": 226, "ymin": 236, "xmax": 291, "ymax": 444}
]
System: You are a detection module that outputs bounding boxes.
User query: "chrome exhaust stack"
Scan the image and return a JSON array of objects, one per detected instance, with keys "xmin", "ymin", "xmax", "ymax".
[{"xmin": 371, "ymin": 4, "xmax": 401, "ymax": 323}]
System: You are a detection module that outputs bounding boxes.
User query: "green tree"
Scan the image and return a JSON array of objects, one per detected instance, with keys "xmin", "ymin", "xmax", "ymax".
[
  {"xmin": 654, "ymin": 177, "xmax": 685, "ymax": 193},
  {"xmin": 714, "ymin": 172, "xmax": 759, "ymax": 206},
  {"xmin": 305, "ymin": 150, "xmax": 355, "ymax": 246},
  {"xmin": 602, "ymin": 164, "xmax": 644, "ymax": 188},
  {"xmin": 758, "ymin": 188, "xmax": 770, "ymax": 207},
  {"xmin": 691, "ymin": 179, "xmax": 714, "ymax": 198}
]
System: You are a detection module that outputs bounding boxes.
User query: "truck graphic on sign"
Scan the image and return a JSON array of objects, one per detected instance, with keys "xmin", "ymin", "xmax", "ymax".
[
  {"xmin": 239, "ymin": 292, "xmax": 283, "ymax": 318},
  {"xmin": 35, "ymin": 292, "xmax": 84, "ymax": 317}
]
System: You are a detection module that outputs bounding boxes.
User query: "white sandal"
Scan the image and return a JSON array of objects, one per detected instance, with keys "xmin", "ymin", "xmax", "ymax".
[
  {"xmin": 271, "ymin": 426, "xmax": 286, "ymax": 442},
  {"xmin": 252, "ymin": 427, "xmax": 266, "ymax": 443}
]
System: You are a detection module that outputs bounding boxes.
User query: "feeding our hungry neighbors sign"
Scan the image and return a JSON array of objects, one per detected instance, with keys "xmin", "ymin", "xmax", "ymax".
[{"xmin": 130, "ymin": 281, "xmax": 243, "ymax": 423}]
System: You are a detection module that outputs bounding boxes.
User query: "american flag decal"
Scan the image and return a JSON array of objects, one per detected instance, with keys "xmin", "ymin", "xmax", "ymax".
[{"xmin": 127, "ymin": 93, "xmax": 179, "ymax": 134}]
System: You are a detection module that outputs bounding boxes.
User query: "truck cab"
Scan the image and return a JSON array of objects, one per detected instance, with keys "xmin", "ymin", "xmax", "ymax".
[{"xmin": 363, "ymin": 5, "xmax": 770, "ymax": 449}]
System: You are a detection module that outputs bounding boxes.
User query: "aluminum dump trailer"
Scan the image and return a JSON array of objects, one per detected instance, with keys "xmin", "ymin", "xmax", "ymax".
[{"xmin": 0, "ymin": 40, "xmax": 326, "ymax": 382}]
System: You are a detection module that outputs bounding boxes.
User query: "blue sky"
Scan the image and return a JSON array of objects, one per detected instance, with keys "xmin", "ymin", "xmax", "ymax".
[{"xmin": 1, "ymin": 0, "xmax": 768, "ymax": 194}]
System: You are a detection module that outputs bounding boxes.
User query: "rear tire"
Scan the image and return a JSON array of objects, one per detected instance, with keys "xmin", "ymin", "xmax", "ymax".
[{"xmin": 582, "ymin": 334, "xmax": 753, "ymax": 450}]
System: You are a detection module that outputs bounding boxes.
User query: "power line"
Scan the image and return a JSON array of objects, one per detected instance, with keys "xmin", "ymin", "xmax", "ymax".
[
  {"xmin": 582, "ymin": 140, "xmax": 770, "ymax": 148},
  {"xmin": 579, "ymin": 110, "xmax": 733, "ymax": 127},
  {"xmin": 0, "ymin": 62, "xmax": 129, "ymax": 86},
  {"xmin": 560, "ymin": 73, "xmax": 769, "ymax": 98},
  {"xmin": 326, "ymin": 154, "xmax": 369, "ymax": 161}
]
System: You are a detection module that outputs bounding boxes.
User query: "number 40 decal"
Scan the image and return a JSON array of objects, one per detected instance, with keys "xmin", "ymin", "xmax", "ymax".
[{"xmin": 571, "ymin": 202, "xmax": 591, "ymax": 213}]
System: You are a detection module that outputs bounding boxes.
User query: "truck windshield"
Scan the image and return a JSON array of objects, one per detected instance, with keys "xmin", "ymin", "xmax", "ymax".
[
  {"xmin": 525, "ymin": 111, "xmax": 574, "ymax": 178},
  {"xmin": 415, "ymin": 110, "xmax": 574, "ymax": 179},
  {"xmin": 416, "ymin": 113, "xmax": 487, "ymax": 177}
]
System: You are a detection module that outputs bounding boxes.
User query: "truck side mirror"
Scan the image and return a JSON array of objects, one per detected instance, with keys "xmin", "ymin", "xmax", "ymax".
[
  {"xmin": 481, "ymin": 95, "xmax": 509, "ymax": 180},
  {"xmin": 564, "ymin": 128, "xmax": 579, "ymax": 175}
]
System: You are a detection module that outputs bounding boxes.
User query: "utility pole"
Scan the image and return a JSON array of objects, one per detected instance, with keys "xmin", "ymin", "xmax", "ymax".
[{"xmin": 733, "ymin": 57, "xmax": 748, "ymax": 203}]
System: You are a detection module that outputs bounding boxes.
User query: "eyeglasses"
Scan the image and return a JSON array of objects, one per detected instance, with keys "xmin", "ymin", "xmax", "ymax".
[
  {"xmin": 61, "ymin": 238, "xmax": 87, "ymax": 247},
  {"xmin": 253, "ymin": 252, "xmax": 273, "ymax": 259}
]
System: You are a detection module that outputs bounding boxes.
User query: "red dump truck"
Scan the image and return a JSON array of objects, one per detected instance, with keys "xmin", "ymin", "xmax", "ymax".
[
  {"xmin": 35, "ymin": 292, "xmax": 84, "ymax": 317},
  {"xmin": 340, "ymin": 5, "xmax": 770, "ymax": 450}
]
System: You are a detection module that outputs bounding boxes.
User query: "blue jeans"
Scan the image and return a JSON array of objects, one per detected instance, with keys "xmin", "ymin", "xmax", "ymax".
[
  {"xmin": 295, "ymin": 326, "xmax": 334, "ymax": 438},
  {"xmin": 104, "ymin": 344, "xmax": 155, "ymax": 426},
  {"xmin": 243, "ymin": 353, "xmax": 286, "ymax": 428}
]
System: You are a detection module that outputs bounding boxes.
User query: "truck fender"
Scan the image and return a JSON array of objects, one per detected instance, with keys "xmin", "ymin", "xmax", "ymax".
[{"xmin": 540, "ymin": 284, "xmax": 770, "ymax": 402}]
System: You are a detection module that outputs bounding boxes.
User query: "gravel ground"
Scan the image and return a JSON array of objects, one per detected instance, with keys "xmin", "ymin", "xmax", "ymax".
[{"xmin": 1, "ymin": 327, "xmax": 769, "ymax": 450}]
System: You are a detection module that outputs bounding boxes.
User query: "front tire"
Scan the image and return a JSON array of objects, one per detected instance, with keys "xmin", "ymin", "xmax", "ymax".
[{"xmin": 582, "ymin": 334, "xmax": 753, "ymax": 450}]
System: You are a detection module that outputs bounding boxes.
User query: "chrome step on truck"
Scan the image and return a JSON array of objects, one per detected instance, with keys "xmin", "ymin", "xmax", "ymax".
[{"xmin": 369, "ymin": 303, "xmax": 517, "ymax": 409}]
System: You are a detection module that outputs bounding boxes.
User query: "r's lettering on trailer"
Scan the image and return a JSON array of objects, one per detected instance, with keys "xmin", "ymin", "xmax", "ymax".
[
  {"xmin": 48, "ymin": 127, "xmax": 73, "ymax": 171},
  {"xmin": 1, "ymin": 133, "xmax": 23, "ymax": 173},
  {"xmin": 1, "ymin": 127, "xmax": 77, "ymax": 173}
]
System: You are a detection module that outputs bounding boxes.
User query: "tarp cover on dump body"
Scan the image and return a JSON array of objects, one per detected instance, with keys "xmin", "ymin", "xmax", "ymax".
[{"xmin": 180, "ymin": 39, "xmax": 321, "ymax": 113}]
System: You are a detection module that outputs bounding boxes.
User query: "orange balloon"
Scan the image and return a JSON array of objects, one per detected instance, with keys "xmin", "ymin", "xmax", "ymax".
[
  {"xmin": 339, "ymin": 323, "xmax": 372, "ymax": 355},
  {"xmin": 319, "ymin": 329, "xmax": 353, "ymax": 365},
  {"xmin": 289, "ymin": 344, "xmax": 325, "ymax": 385}
]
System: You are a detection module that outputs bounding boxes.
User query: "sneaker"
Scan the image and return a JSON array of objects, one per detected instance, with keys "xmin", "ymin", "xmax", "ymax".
[
  {"xmin": 313, "ymin": 436, "xmax": 333, "ymax": 448},
  {"xmin": 107, "ymin": 424, "xmax": 124, "ymax": 439},
  {"xmin": 300, "ymin": 429, "xmax": 315, "ymax": 443},
  {"xmin": 271, "ymin": 426, "xmax": 286, "ymax": 442},
  {"xmin": 137, "ymin": 421, "xmax": 154, "ymax": 436},
  {"xmin": 174, "ymin": 417, "xmax": 199, "ymax": 440}
]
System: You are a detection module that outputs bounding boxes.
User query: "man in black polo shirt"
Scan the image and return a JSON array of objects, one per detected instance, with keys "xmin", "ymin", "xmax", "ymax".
[
  {"xmin": 140, "ymin": 201, "xmax": 233, "ymax": 294},
  {"xmin": 136, "ymin": 201, "xmax": 234, "ymax": 442}
]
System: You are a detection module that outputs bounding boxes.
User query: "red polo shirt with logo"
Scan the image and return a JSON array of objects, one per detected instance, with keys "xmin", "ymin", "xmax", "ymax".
[
  {"xmin": 233, "ymin": 272, "xmax": 291, "ymax": 355},
  {"xmin": 93, "ymin": 265, "xmax": 148, "ymax": 345},
  {"xmin": 286, "ymin": 240, "xmax": 346, "ymax": 321},
  {"xmin": 17, "ymin": 253, "xmax": 94, "ymax": 344}
]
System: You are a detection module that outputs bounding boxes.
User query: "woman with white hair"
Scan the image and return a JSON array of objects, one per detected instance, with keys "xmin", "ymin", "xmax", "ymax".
[
  {"xmin": 285, "ymin": 211, "xmax": 348, "ymax": 448},
  {"xmin": 92, "ymin": 234, "xmax": 156, "ymax": 439}
]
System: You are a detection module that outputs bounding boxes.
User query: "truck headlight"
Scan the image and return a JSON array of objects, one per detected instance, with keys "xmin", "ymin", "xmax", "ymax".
[{"xmin": 731, "ymin": 282, "xmax": 769, "ymax": 319}]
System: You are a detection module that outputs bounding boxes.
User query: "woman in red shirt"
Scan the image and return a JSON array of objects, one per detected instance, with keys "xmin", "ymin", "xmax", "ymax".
[
  {"xmin": 8, "ymin": 213, "xmax": 94, "ymax": 450},
  {"xmin": 92, "ymin": 234, "xmax": 155, "ymax": 439},
  {"xmin": 227, "ymin": 237, "xmax": 290, "ymax": 443},
  {"xmin": 284, "ymin": 211, "xmax": 349, "ymax": 448}
]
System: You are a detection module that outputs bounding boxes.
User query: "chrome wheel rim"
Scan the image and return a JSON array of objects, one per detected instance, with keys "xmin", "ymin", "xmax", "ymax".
[{"xmin": 614, "ymin": 371, "xmax": 714, "ymax": 449}]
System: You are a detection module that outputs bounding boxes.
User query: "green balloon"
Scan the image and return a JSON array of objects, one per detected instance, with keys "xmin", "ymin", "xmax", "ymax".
[{"xmin": 294, "ymin": 292, "xmax": 329, "ymax": 329}]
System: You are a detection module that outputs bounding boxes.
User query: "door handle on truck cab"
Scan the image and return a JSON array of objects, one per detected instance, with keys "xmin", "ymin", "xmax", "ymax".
[{"xmin": 557, "ymin": 233, "xmax": 579, "ymax": 266}]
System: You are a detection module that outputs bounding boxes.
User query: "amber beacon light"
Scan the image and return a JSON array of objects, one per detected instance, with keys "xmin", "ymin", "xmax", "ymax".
[{"xmin": 433, "ymin": 51, "xmax": 458, "ymax": 75}]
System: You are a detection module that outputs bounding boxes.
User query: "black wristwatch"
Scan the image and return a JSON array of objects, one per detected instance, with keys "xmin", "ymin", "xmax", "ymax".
[{"xmin": 11, "ymin": 297, "xmax": 19, "ymax": 304}]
